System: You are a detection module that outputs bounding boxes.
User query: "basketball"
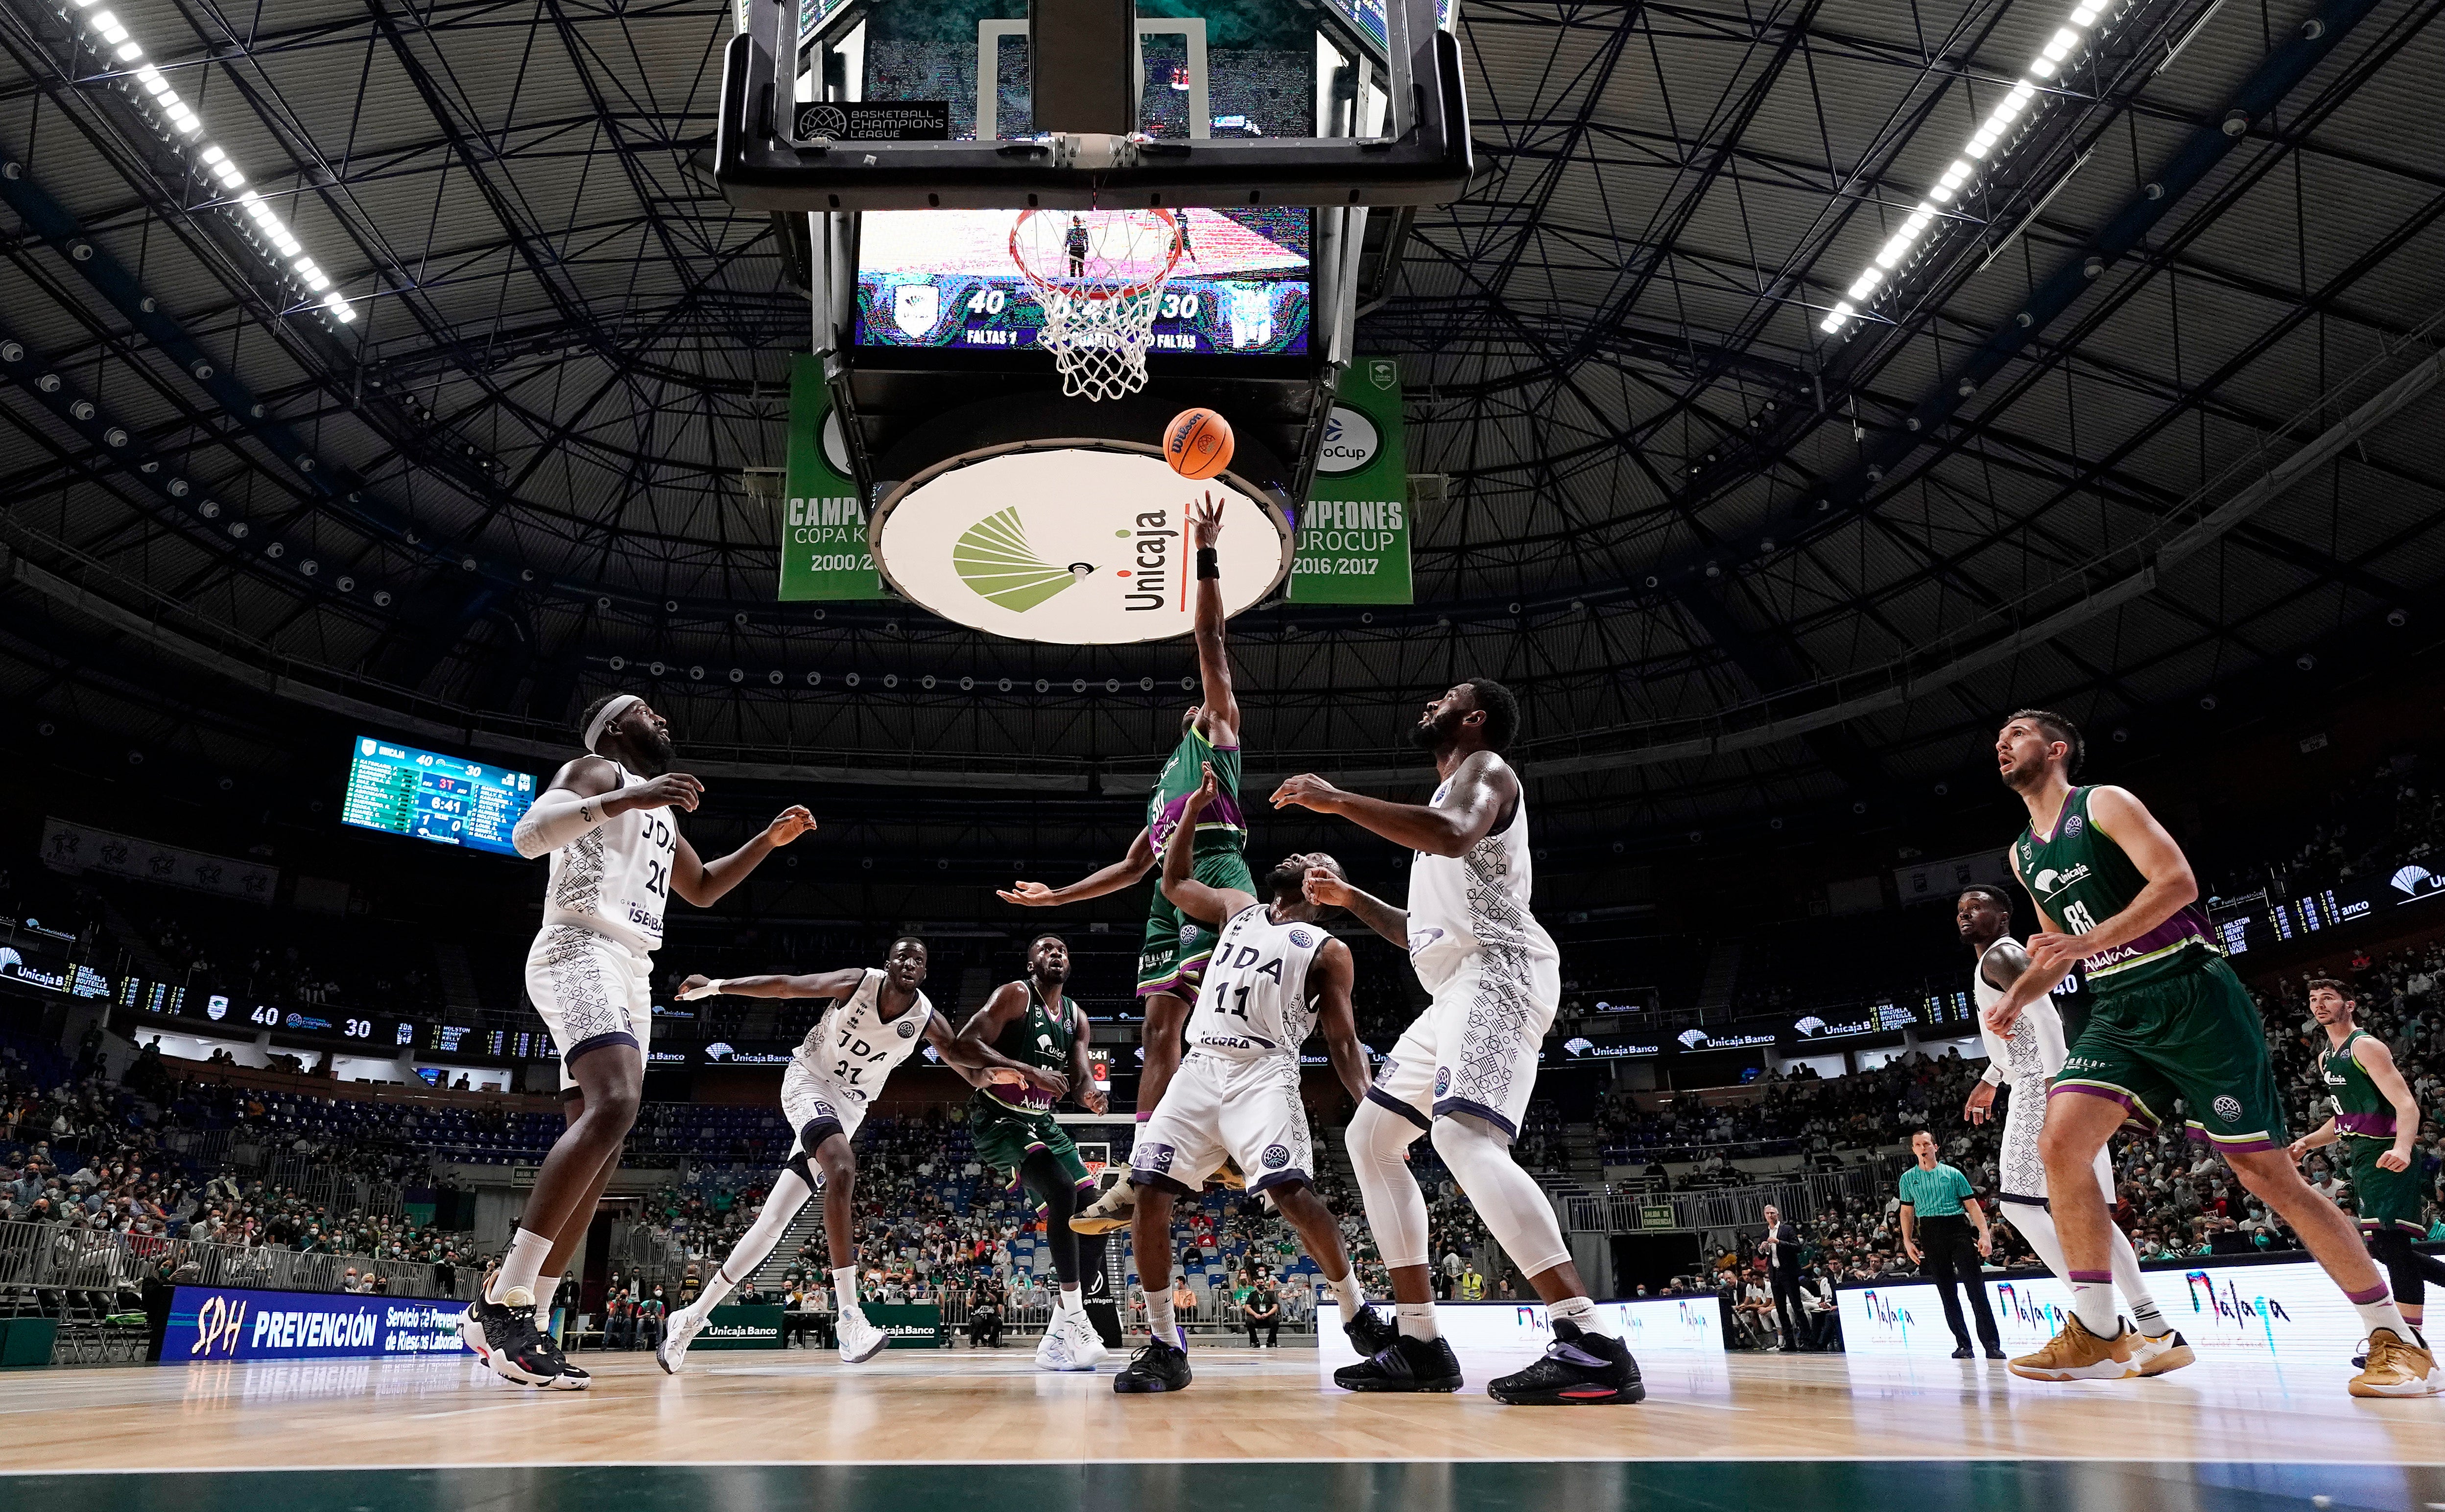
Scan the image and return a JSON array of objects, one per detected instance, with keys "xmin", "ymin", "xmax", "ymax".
[{"xmin": 1164, "ymin": 407, "xmax": 1234, "ymax": 480}]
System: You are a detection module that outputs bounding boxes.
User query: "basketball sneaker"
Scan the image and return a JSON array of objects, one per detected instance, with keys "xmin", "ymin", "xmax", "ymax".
[
  {"xmin": 2007, "ymin": 1314, "xmax": 2136, "ymax": 1381},
  {"xmin": 543, "ymin": 1361, "xmax": 591, "ymax": 1392},
  {"xmin": 1210, "ymin": 1158, "xmax": 1247, "ymax": 1192},
  {"xmin": 1112, "ymin": 1338, "xmax": 1193, "ymax": 1394},
  {"xmin": 2131, "ymin": 1327, "xmax": 2196, "ymax": 1377},
  {"xmin": 657, "ymin": 1306, "xmax": 707, "ymax": 1375},
  {"xmin": 837, "ymin": 1306, "xmax": 889, "ymax": 1364},
  {"xmin": 1057, "ymin": 1306, "xmax": 1110, "ymax": 1369},
  {"xmin": 2349, "ymin": 1328, "xmax": 2444, "ymax": 1397},
  {"xmin": 1069, "ymin": 1171, "xmax": 1136, "ymax": 1236},
  {"xmin": 1333, "ymin": 1335, "xmax": 1462, "ymax": 1393},
  {"xmin": 1486, "ymin": 1320, "xmax": 1643, "ymax": 1405},
  {"xmin": 466, "ymin": 1295, "xmax": 572, "ymax": 1388},
  {"xmin": 1343, "ymin": 1304, "xmax": 1399, "ymax": 1359}
]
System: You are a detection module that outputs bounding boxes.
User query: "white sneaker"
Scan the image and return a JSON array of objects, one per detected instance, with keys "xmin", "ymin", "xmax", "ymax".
[
  {"xmin": 2130, "ymin": 1327, "xmax": 2197, "ymax": 1377},
  {"xmin": 657, "ymin": 1307, "xmax": 706, "ymax": 1375},
  {"xmin": 837, "ymin": 1307, "xmax": 889, "ymax": 1364},
  {"xmin": 1036, "ymin": 1309, "xmax": 1105, "ymax": 1371},
  {"xmin": 1036, "ymin": 1326, "xmax": 1081, "ymax": 1371}
]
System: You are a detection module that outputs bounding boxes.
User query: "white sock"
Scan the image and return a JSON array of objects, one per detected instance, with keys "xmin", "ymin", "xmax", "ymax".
[
  {"xmin": 1395, "ymin": 1301, "xmax": 1440, "ymax": 1342},
  {"xmin": 1549, "ymin": 1293, "xmax": 1605, "ymax": 1337},
  {"xmin": 2068, "ymin": 1270, "xmax": 2121, "ymax": 1338},
  {"xmin": 2350, "ymin": 1286, "xmax": 2412, "ymax": 1341},
  {"xmin": 1328, "ymin": 1268, "xmax": 1365, "ymax": 1325},
  {"xmin": 833, "ymin": 1265, "xmax": 861, "ymax": 1314},
  {"xmin": 1146, "ymin": 1289, "xmax": 1177, "ymax": 1347},
  {"xmin": 1057, "ymin": 1285, "xmax": 1083, "ymax": 1316},
  {"xmin": 490, "ymin": 1226, "xmax": 551, "ymax": 1306},
  {"xmin": 696, "ymin": 1262, "xmax": 740, "ymax": 1314}
]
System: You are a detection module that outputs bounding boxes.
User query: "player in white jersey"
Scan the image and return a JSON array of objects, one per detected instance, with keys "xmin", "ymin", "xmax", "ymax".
[
  {"xmin": 464, "ymin": 692, "xmax": 811, "ymax": 1390},
  {"xmin": 1108, "ymin": 764, "xmax": 1386, "ymax": 1395},
  {"xmin": 1276, "ymin": 678, "xmax": 1642, "ymax": 1405},
  {"xmin": 653, "ymin": 937, "xmax": 1066, "ymax": 1370},
  {"xmin": 1956, "ymin": 885, "xmax": 2193, "ymax": 1377}
]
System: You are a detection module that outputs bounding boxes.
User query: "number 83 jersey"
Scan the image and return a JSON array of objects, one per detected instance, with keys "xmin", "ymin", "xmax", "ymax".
[
  {"xmin": 541, "ymin": 760, "xmax": 678, "ymax": 954},
  {"xmin": 1187, "ymin": 905, "xmax": 1326, "ymax": 1063}
]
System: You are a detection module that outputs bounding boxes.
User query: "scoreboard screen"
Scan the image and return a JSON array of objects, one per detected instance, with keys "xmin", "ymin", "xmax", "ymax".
[{"xmin": 342, "ymin": 736, "xmax": 536, "ymax": 855}]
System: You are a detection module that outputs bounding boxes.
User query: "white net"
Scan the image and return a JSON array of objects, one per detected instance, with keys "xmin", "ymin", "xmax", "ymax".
[{"xmin": 1010, "ymin": 209, "xmax": 1183, "ymax": 402}]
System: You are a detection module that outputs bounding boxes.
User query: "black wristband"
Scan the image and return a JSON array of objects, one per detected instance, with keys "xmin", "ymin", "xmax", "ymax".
[{"xmin": 1196, "ymin": 546, "xmax": 1219, "ymax": 580}]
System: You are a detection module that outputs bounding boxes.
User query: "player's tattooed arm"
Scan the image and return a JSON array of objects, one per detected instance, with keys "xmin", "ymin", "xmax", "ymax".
[
  {"xmin": 998, "ymin": 827, "xmax": 1155, "ymax": 907},
  {"xmin": 924, "ymin": 1012, "xmax": 1067, "ymax": 1098},
  {"xmin": 675, "ymin": 967, "xmax": 863, "ymax": 1000},
  {"xmin": 1270, "ymin": 750, "xmax": 1517, "ymax": 858},
  {"xmin": 1188, "ymin": 492, "xmax": 1239, "ymax": 747},
  {"xmin": 1160, "ymin": 763, "xmax": 1259, "ymax": 925},
  {"xmin": 1302, "ymin": 869, "xmax": 1406, "ymax": 949},
  {"xmin": 1308, "ymin": 939, "xmax": 1371, "ymax": 1108}
]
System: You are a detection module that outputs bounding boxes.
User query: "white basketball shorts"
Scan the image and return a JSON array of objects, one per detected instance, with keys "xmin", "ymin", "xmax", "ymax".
[
  {"xmin": 522, "ymin": 923, "xmax": 653, "ymax": 1092},
  {"xmin": 782, "ymin": 1060, "xmax": 869, "ymax": 1153},
  {"xmin": 1368, "ymin": 942, "xmax": 1560, "ymax": 1140},
  {"xmin": 1127, "ymin": 1050, "xmax": 1313, "ymax": 1196}
]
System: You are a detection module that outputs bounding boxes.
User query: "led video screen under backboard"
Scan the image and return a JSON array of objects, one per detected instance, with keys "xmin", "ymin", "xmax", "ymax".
[
  {"xmin": 854, "ymin": 208, "xmax": 1311, "ymax": 356},
  {"xmin": 340, "ymin": 736, "xmax": 536, "ymax": 856}
]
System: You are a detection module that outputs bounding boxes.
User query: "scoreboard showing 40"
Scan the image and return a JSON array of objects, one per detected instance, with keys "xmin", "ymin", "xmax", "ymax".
[{"xmin": 340, "ymin": 736, "xmax": 537, "ymax": 856}]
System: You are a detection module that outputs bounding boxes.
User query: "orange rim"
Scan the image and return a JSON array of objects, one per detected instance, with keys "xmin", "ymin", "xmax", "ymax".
[{"xmin": 1009, "ymin": 209, "xmax": 1183, "ymax": 301}]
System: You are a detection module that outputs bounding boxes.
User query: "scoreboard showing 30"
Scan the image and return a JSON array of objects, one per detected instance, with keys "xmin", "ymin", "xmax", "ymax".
[{"xmin": 341, "ymin": 736, "xmax": 537, "ymax": 856}]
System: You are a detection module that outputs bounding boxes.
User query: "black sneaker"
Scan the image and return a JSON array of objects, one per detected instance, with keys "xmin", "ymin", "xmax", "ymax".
[
  {"xmin": 1113, "ymin": 1339, "xmax": 1194, "ymax": 1394},
  {"xmin": 1334, "ymin": 1334, "xmax": 1462, "ymax": 1393},
  {"xmin": 470, "ymin": 1297, "xmax": 568, "ymax": 1387},
  {"xmin": 1984, "ymin": 1345, "xmax": 2007, "ymax": 1360},
  {"xmin": 1344, "ymin": 1305, "xmax": 1399, "ymax": 1359},
  {"xmin": 1949, "ymin": 1345, "xmax": 1974, "ymax": 1360},
  {"xmin": 1487, "ymin": 1320, "xmax": 1644, "ymax": 1406}
]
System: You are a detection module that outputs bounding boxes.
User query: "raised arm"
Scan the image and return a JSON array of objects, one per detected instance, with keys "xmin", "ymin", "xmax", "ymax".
[
  {"xmin": 671, "ymin": 805, "xmax": 816, "ymax": 907},
  {"xmin": 510, "ymin": 756, "xmax": 704, "ymax": 859},
  {"xmin": 675, "ymin": 967, "xmax": 863, "ymax": 1000},
  {"xmin": 1270, "ymin": 750, "xmax": 1517, "ymax": 858},
  {"xmin": 1309, "ymin": 938, "xmax": 1371, "ymax": 1108},
  {"xmin": 998, "ymin": 828, "xmax": 1156, "ymax": 908},
  {"xmin": 1302, "ymin": 869, "xmax": 1407, "ymax": 948},
  {"xmin": 1162, "ymin": 763, "xmax": 1258, "ymax": 925},
  {"xmin": 1188, "ymin": 492, "xmax": 1238, "ymax": 746},
  {"xmin": 924, "ymin": 1012, "xmax": 1068, "ymax": 1098}
]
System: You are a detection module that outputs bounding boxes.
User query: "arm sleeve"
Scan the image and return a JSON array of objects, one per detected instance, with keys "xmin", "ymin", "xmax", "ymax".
[{"xmin": 511, "ymin": 786, "xmax": 613, "ymax": 859}]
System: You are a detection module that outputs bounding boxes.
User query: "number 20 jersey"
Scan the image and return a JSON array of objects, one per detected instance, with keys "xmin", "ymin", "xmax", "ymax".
[
  {"xmin": 1187, "ymin": 904, "xmax": 1327, "ymax": 1064},
  {"xmin": 541, "ymin": 759, "xmax": 678, "ymax": 954}
]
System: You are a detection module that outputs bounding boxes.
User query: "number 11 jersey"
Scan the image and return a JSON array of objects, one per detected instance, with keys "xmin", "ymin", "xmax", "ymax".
[{"xmin": 1187, "ymin": 904, "xmax": 1327, "ymax": 1063}]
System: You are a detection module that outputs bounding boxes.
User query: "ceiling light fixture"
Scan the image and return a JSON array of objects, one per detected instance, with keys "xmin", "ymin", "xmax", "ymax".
[{"xmin": 1820, "ymin": 0, "xmax": 2116, "ymax": 335}]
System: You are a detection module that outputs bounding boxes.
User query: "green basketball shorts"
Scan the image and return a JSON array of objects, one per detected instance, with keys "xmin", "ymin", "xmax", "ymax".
[{"xmin": 2050, "ymin": 957, "xmax": 2288, "ymax": 1154}]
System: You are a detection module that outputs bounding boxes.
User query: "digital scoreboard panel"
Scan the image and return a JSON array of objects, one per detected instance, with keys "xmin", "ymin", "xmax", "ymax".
[{"xmin": 342, "ymin": 736, "xmax": 536, "ymax": 855}]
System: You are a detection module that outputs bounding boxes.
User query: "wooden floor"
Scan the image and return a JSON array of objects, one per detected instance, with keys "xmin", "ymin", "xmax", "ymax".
[{"xmin": 3, "ymin": 1344, "xmax": 2442, "ymax": 1510}]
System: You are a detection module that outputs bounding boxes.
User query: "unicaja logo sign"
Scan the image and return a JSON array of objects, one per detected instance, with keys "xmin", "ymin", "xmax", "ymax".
[{"xmin": 872, "ymin": 448, "xmax": 1287, "ymax": 645}]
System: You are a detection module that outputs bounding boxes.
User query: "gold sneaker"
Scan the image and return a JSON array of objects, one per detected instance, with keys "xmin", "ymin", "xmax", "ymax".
[
  {"xmin": 1068, "ymin": 1171, "xmax": 1136, "ymax": 1235},
  {"xmin": 2008, "ymin": 1314, "xmax": 2136, "ymax": 1381},
  {"xmin": 2349, "ymin": 1328, "xmax": 2444, "ymax": 1397},
  {"xmin": 2131, "ymin": 1327, "xmax": 2197, "ymax": 1377},
  {"xmin": 1210, "ymin": 1158, "xmax": 1248, "ymax": 1192}
]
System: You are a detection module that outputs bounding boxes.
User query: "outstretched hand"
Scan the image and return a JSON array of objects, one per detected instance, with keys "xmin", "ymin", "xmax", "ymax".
[
  {"xmin": 1303, "ymin": 867, "xmax": 1357, "ymax": 909},
  {"xmin": 997, "ymin": 881, "xmax": 1059, "ymax": 906},
  {"xmin": 764, "ymin": 805, "xmax": 816, "ymax": 845},
  {"xmin": 1190, "ymin": 491, "xmax": 1225, "ymax": 550},
  {"xmin": 1270, "ymin": 774, "xmax": 1343, "ymax": 812},
  {"xmin": 1184, "ymin": 761, "xmax": 1220, "ymax": 817}
]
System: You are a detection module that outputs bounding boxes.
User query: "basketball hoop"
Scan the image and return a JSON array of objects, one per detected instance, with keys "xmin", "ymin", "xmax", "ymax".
[{"xmin": 1011, "ymin": 209, "xmax": 1184, "ymax": 403}]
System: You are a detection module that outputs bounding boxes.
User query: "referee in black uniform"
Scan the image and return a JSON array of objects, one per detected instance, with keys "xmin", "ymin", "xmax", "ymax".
[{"xmin": 1760, "ymin": 1203, "xmax": 1807, "ymax": 1350}]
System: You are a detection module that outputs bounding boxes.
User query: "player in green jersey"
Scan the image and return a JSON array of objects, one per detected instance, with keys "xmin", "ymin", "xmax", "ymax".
[
  {"xmin": 1985, "ymin": 708, "xmax": 2440, "ymax": 1397},
  {"xmin": 997, "ymin": 495, "xmax": 1255, "ymax": 1233},
  {"xmin": 2291, "ymin": 977, "xmax": 2445, "ymax": 1348},
  {"xmin": 957, "ymin": 933, "xmax": 1114, "ymax": 1372}
]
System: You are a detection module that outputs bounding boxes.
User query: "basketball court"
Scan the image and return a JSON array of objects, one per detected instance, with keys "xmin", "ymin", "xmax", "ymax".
[{"xmin": 5, "ymin": 1349, "xmax": 2440, "ymax": 1510}]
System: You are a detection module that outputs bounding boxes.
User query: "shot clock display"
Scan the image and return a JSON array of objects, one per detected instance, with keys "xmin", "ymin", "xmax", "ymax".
[{"xmin": 341, "ymin": 736, "xmax": 536, "ymax": 855}]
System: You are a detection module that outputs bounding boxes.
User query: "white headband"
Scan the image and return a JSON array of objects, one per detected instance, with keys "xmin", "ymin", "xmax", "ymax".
[{"xmin": 584, "ymin": 694, "xmax": 643, "ymax": 754}]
